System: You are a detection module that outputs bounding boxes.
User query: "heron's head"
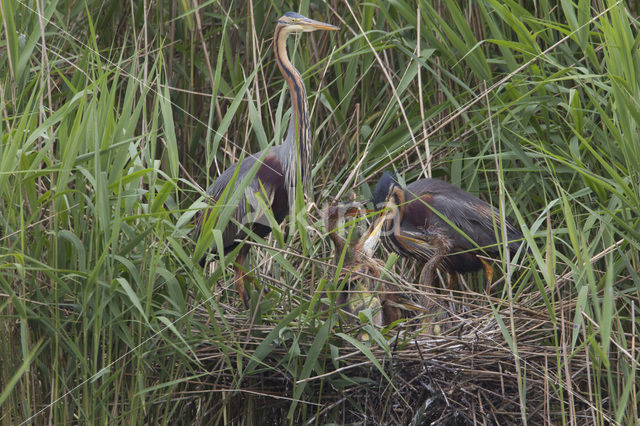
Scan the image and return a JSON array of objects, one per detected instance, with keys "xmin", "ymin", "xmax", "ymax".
[
  {"xmin": 277, "ymin": 12, "xmax": 339, "ymax": 33},
  {"xmin": 325, "ymin": 202, "xmax": 367, "ymax": 235},
  {"xmin": 371, "ymin": 171, "xmax": 402, "ymax": 210},
  {"xmin": 354, "ymin": 172, "xmax": 403, "ymax": 256}
]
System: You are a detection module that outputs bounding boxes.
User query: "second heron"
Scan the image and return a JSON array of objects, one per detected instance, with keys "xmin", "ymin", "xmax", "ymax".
[{"xmin": 366, "ymin": 172, "xmax": 523, "ymax": 290}]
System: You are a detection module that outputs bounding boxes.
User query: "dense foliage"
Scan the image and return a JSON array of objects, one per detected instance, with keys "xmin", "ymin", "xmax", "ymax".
[{"xmin": 1, "ymin": 0, "xmax": 638, "ymax": 424}]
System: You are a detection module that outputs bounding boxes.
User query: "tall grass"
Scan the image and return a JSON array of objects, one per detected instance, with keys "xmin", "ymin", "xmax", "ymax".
[{"xmin": 1, "ymin": 0, "xmax": 638, "ymax": 423}]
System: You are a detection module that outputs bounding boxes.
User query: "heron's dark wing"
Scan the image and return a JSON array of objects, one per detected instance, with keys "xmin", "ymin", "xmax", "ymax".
[
  {"xmin": 196, "ymin": 148, "xmax": 287, "ymax": 255},
  {"xmin": 403, "ymin": 179, "xmax": 522, "ymax": 255}
]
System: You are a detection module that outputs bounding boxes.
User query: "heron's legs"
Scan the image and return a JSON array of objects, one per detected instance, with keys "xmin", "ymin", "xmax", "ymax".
[
  {"xmin": 480, "ymin": 258, "xmax": 494, "ymax": 292},
  {"xmin": 447, "ymin": 273, "xmax": 457, "ymax": 290},
  {"xmin": 234, "ymin": 245, "xmax": 251, "ymax": 309}
]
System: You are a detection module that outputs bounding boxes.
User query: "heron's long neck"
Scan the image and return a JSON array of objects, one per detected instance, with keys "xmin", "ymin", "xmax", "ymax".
[
  {"xmin": 274, "ymin": 25, "xmax": 312, "ymax": 203},
  {"xmin": 326, "ymin": 207, "xmax": 351, "ymax": 262},
  {"xmin": 385, "ymin": 192, "xmax": 405, "ymax": 244},
  {"xmin": 391, "ymin": 208, "xmax": 403, "ymax": 238}
]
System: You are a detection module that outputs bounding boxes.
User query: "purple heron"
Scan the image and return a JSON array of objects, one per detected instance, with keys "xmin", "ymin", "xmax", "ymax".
[{"xmin": 195, "ymin": 13, "xmax": 338, "ymax": 307}]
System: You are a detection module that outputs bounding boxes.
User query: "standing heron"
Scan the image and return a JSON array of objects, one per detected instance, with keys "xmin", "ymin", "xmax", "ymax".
[
  {"xmin": 195, "ymin": 12, "xmax": 338, "ymax": 308},
  {"xmin": 364, "ymin": 172, "xmax": 523, "ymax": 290}
]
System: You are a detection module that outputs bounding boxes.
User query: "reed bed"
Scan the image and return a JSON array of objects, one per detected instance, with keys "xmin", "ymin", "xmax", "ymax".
[{"xmin": 1, "ymin": 0, "xmax": 639, "ymax": 424}]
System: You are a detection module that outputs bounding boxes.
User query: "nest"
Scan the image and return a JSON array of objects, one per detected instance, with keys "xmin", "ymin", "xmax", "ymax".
[
  {"xmin": 182, "ymin": 286, "xmax": 593, "ymax": 424},
  {"xmin": 175, "ymin": 204, "xmax": 595, "ymax": 424}
]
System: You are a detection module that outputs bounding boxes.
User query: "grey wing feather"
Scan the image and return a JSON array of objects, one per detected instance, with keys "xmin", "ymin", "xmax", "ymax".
[
  {"xmin": 196, "ymin": 113, "xmax": 293, "ymax": 254},
  {"xmin": 199, "ymin": 149, "xmax": 276, "ymax": 251},
  {"xmin": 406, "ymin": 179, "xmax": 522, "ymax": 254}
]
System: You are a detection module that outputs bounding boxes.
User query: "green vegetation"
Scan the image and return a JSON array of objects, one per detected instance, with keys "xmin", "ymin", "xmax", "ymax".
[{"xmin": 1, "ymin": 0, "xmax": 639, "ymax": 423}]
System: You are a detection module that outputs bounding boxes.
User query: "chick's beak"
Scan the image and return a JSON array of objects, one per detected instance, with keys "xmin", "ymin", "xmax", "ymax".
[
  {"xmin": 343, "ymin": 201, "xmax": 374, "ymax": 218},
  {"xmin": 362, "ymin": 215, "xmax": 385, "ymax": 242},
  {"xmin": 359, "ymin": 214, "xmax": 385, "ymax": 257}
]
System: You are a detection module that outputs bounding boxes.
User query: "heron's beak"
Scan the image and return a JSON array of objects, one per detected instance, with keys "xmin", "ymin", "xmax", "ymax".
[
  {"xmin": 300, "ymin": 17, "xmax": 339, "ymax": 32},
  {"xmin": 362, "ymin": 215, "xmax": 385, "ymax": 242},
  {"xmin": 360, "ymin": 216, "xmax": 385, "ymax": 257},
  {"xmin": 343, "ymin": 201, "xmax": 375, "ymax": 217},
  {"xmin": 344, "ymin": 206, "xmax": 372, "ymax": 217}
]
